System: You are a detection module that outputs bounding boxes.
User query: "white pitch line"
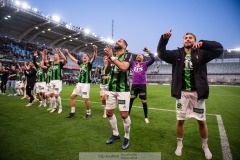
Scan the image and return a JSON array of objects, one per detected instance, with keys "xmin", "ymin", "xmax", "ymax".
[
  {"xmin": 216, "ymin": 115, "xmax": 232, "ymax": 160},
  {"xmin": 62, "ymin": 98, "xmax": 232, "ymax": 159}
]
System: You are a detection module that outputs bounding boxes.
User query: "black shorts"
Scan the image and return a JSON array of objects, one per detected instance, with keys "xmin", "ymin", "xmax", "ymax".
[{"xmin": 130, "ymin": 84, "xmax": 147, "ymax": 100}]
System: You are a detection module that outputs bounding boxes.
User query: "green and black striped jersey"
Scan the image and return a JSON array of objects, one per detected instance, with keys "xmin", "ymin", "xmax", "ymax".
[
  {"xmin": 46, "ymin": 67, "xmax": 52, "ymax": 83},
  {"xmin": 182, "ymin": 52, "xmax": 196, "ymax": 91},
  {"xmin": 16, "ymin": 72, "xmax": 22, "ymax": 81},
  {"xmin": 36, "ymin": 68, "xmax": 46, "ymax": 82},
  {"xmin": 99, "ymin": 66, "xmax": 110, "ymax": 85},
  {"xmin": 108, "ymin": 52, "xmax": 132, "ymax": 92},
  {"xmin": 49, "ymin": 61, "xmax": 64, "ymax": 80},
  {"xmin": 77, "ymin": 61, "xmax": 92, "ymax": 83}
]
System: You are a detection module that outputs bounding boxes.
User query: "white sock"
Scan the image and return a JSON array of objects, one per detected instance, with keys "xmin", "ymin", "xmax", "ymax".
[
  {"xmin": 52, "ymin": 97, "xmax": 56, "ymax": 108},
  {"xmin": 56, "ymin": 96, "xmax": 62, "ymax": 108},
  {"xmin": 86, "ymin": 109, "xmax": 91, "ymax": 115},
  {"xmin": 71, "ymin": 107, "xmax": 75, "ymax": 113},
  {"xmin": 16, "ymin": 89, "xmax": 20, "ymax": 95},
  {"xmin": 102, "ymin": 105, "xmax": 106, "ymax": 115},
  {"xmin": 202, "ymin": 138, "xmax": 208, "ymax": 148},
  {"xmin": 123, "ymin": 116, "xmax": 131, "ymax": 139},
  {"xmin": 177, "ymin": 138, "xmax": 183, "ymax": 146},
  {"xmin": 202, "ymin": 138, "xmax": 212, "ymax": 159},
  {"xmin": 24, "ymin": 90, "xmax": 26, "ymax": 97},
  {"xmin": 175, "ymin": 138, "xmax": 183, "ymax": 156},
  {"xmin": 108, "ymin": 114, "xmax": 119, "ymax": 136}
]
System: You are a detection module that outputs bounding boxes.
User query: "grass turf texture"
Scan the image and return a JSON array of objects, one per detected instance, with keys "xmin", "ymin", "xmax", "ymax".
[{"xmin": 0, "ymin": 85, "xmax": 239, "ymax": 160}]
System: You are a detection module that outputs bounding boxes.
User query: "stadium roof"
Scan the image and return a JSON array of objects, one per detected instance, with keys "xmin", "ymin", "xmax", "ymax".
[{"xmin": 0, "ymin": 0, "xmax": 114, "ymax": 57}]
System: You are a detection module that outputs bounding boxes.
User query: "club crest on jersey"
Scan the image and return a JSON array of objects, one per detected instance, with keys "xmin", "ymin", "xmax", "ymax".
[
  {"xmin": 51, "ymin": 65, "xmax": 58, "ymax": 70},
  {"xmin": 37, "ymin": 69, "xmax": 42, "ymax": 75},
  {"xmin": 177, "ymin": 103, "xmax": 182, "ymax": 109},
  {"xmin": 80, "ymin": 65, "xmax": 87, "ymax": 73}
]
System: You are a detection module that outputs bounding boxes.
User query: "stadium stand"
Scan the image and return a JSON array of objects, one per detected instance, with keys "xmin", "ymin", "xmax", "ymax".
[{"xmin": 0, "ymin": 0, "xmax": 240, "ymax": 85}]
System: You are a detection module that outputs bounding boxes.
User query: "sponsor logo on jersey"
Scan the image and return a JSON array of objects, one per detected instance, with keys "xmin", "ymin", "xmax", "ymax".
[
  {"xmin": 118, "ymin": 100, "xmax": 125, "ymax": 104},
  {"xmin": 193, "ymin": 108, "xmax": 204, "ymax": 114}
]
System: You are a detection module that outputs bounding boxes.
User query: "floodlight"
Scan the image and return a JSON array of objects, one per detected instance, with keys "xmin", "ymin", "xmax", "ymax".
[
  {"xmin": 15, "ymin": 0, "xmax": 20, "ymax": 6},
  {"xmin": 52, "ymin": 15, "xmax": 60, "ymax": 22},
  {"xmin": 22, "ymin": 2, "xmax": 28, "ymax": 9},
  {"xmin": 33, "ymin": 8, "xmax": 38, "ymax": 12},
  {"xmin": 84, "ymin": 29, "xmax": 90, "ymax": 34}
]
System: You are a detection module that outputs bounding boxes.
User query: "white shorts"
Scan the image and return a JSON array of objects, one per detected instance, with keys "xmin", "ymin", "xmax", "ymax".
[
  {"xmin": 49, "ymin": 80, "xmax": 62, "ymax": 94},
  {"xmin": 72, "ymin": 83, "xmax": 90, "ymax": 98},
  {"xmin": 100, "ymin": 84, "xmax": 108, "ymax": 96},
  {"xmin": 45, "ymin": 83, "xmax": 51, "ymax": 95},
  {"xmin": 176, "ymin": 91, "xmax": 206, "ymax": 121},
  {"xmin": 106, "ymin": 91, "xmax": 130, "ymax": 111},
  {"xmin": 35, "ymin": 82, "xmax": 47, "ymax": 93},
  {"xmin": 15, "ymin": 81, "xmax": 23, "ymax": 88}
]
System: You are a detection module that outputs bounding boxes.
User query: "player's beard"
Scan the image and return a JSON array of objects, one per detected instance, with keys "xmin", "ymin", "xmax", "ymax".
[
  {"xmin": 114, "ymin": 45, "xmax": 122, "ymax": 51},
  {"xmin": 184, "ymin": 42, "xmax": 194, "ymax": 49}
]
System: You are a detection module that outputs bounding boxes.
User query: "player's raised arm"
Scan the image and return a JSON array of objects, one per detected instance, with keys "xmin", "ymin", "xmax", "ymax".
[
  {"xmin": 64, "ymin": 49, "xmax": 78, "ymax": 64},
  {"xmin": 90, "ymin": 45, "xmax": 98, "ymax": 65},
  {"xmin": 56, "ymin": 48, "xmax": 67, "ymax": 65}
]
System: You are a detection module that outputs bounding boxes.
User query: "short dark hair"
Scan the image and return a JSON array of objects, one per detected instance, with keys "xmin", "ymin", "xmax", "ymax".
[
  {"xmin": 83, "ymin": 52, "xmax": 89, "ymax": 57},
  {"xmin": 184, "ymin": 33, "xmax": 196, "ymax": 41},
  {"xmin": 122, "ymin": 39, "xmax": 128, "ymax": 48}
]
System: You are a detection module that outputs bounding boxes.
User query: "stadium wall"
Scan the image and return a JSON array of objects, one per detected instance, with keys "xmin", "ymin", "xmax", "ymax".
[{"xmin": 142, "ymin": 74, "xmax": 240, "ymax": 85}]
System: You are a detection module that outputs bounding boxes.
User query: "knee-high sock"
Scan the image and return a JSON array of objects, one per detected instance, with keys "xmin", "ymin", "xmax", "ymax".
[
  {"xmin": 52, "ymin": 97, "xmax": 56, "ymax": 108},
  {"xmin": 129, "ymin": 98, "xmax": 135, "ymax": 114},
  {"xmin": 102, "ymin": 105, "xmax": 106, "ymax": 115},
  {"xmin": 16, "ymin": 89, "xmax": 20, "ymax": 95},
  {"xmin": 123, "ymin": 116, "xmax": 131, "ymax": 139},
  {"xmin": 108, "ymin": 114, "xmax": 119, "ymax": 136},
  {"xmin": 24, "ymin": 89, "xmax": 27, "ymax": 97},
  {"xmin": 142, "ymin": 102, "xmax": 148, "ymax": 118},
  {"xmin": 202, "ymin": 138, "xmax": 208, "ymax": 148},
  {"xmin": 56, "ymin": 96, "xmax": 62, "ymax": 109},
  {"xmin": 20, "ymin": 89, "xmax": 23, "ymax": 95}
]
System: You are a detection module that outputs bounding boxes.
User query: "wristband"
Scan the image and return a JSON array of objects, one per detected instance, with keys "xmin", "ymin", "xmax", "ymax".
[{"xmin": 110, "ymin": 56, "xmax": 116, "ymax": 61}]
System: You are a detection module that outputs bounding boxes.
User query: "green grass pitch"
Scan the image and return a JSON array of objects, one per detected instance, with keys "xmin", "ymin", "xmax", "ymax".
[{"xmin": 0, "ymin": 85, "xmax": 239, "ymax": 160}]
